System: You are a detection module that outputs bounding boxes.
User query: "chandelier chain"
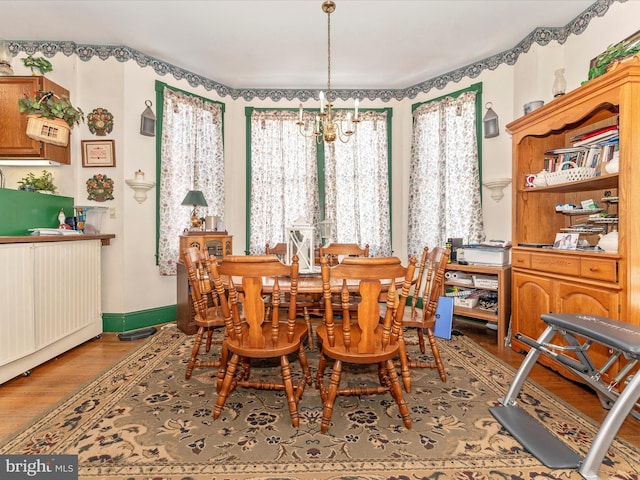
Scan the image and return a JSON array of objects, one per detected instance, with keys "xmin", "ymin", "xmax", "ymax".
[{"xmin": 297, "ymin": 0, "xmax": 359, "ymax": 144}]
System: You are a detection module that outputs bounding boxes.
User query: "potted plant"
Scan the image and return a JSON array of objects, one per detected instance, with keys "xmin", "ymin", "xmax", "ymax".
[
  {"xmin": 588, "ymin": 39, "xmax": 640, "ymax": 80},
  {"xmin": 18, "ymin": 90, "xmax": 84, "ymax": 128},
  {"xmin": 17, "ymin": 90, "xmax": 84, "ymax": 147},
  {"xmin": 18, "ymin": 170, "xmax": 58, "ymax": 194},
  {"xmin": 21, "ymin": 55, "xmax": 53, "ymax": 75}
]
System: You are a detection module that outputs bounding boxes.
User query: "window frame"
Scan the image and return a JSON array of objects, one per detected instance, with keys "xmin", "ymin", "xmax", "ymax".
[{"xmin": 245, "ymin": 106, "xmax": 393, "ymax": 254}]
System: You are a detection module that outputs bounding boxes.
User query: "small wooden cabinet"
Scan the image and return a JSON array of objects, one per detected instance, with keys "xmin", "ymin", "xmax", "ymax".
[
  {"xmin": 177, "ymin": 232, "xmax": 233, "ymax": 335},
  {"xmin": 179, "ymin": 232, "xmax": 232, "ymax": 262},
  {"xmin": 444, "ymin": 263, "xmax": 511, "ymax": 352},
  {"xmin": 0, "ymin": 76, "xmax": 71, "ymax": 164}
]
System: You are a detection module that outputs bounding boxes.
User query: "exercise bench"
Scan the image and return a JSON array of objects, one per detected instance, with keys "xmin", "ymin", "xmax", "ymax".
[{"xmin": 490, "ymin": 313, "xmax": 640, "ymax": 479}]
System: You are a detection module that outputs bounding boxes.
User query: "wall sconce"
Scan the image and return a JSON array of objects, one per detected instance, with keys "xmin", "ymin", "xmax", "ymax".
[
  {"xmin": 482, "ymin": 178, "xmax": 512, "ymax": 202},
  {"xmin": 483, "ymin": 102, "xmax": 499, "ymax": 138},
  {"xmin": 140, "ymin": 100, "xmax": 156, "ymax": 137},
  {"xmin": 125, "ymin": 170, "xmax": 156, "ymax": 203},
  {"xmin": 181, "ymin": 190, "xmax": 208, "ymax": 229}
]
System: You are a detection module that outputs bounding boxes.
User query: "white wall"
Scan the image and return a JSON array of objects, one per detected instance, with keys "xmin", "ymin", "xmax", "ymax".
[{"xmin": 3, "ymin": 0, "xmax": 638, "ymax": 316}]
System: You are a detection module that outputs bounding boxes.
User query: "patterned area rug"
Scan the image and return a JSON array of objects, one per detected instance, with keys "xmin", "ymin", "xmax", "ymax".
[{"xmin": 1, "ymin": 324, "xmax": 638, "ymax": 480}]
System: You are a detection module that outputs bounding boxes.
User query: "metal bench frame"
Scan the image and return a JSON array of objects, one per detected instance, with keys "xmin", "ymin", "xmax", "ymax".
[{"xmin": 491, "ymin": 313, "xmax": 640, "ymax": 479}]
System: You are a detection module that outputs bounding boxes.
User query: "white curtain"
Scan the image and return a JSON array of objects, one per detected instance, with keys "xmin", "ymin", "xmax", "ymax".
[
  {"xmin": 158, "ymin": 87, "xmax": 224, "ymax": 275},
  {"xmin": 324, "ymin": 110, "xmax": 391, "ymax": 256},
  {"xmin": 407, "ymin": 91, "xmax": 485, "ymax": 260},
  {"xmin": 248, "ymin": 109, "xmax": 319, "ymax": 254}
]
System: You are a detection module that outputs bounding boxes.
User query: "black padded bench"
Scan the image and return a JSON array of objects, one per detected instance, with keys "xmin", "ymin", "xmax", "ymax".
[{"xmin": 490, "ymin": 313, "xmax": 640, "ymax": 480}]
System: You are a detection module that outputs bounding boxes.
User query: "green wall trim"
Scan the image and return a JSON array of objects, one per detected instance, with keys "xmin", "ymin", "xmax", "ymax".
[{"xmin": 102, "ymin": 305, "xmax": 177, "ymax": 332}]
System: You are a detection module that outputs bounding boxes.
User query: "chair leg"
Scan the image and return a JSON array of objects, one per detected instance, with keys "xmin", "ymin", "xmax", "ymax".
[
  {"xmin": 213, "ymin": 353, "xmax": 240, "ymax": 420},
  {"xmin": 185, "ymin": 326, "xmax": 206, "ymax": 380},
  {"xmin": 425, "ymin": 327, "xmax": 446, "ymax": 382},
  {"xmin": 216, "ymin": 341, "xmax": 230, "ymax": 393},
  {"xmin": 321, "ymin": 359, "xmax": 342, "ymax": 434},
  {"xmin": 298, "ymin": 344, "xmax": 313, "ymax": 387},
  {"xmin": 303, "ymin": 306, "xmax": 314, "ymax": 351},
  {"xmin": 385, "ymin": 359, "xmax": 412, "ymax": 430},
  {"xmin": 397, "ymin": 336, "xmax": 412, "ymax": 393},
  {"xmin": 280, "ymin": 354, "xmax": 300, "ymax": 428},
  {"xmin": 417, "ymin": 327, "xmax": 426, "ymax": 354},
  {"xmin": 315, "ymin": 347, "xmax": 327, "ymax": 392}
]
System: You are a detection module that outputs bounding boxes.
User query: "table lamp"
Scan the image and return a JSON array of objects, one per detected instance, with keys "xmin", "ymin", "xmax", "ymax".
[{"xmin": 181, "ymin": 190, "xmax": 208, "ymax": 229}]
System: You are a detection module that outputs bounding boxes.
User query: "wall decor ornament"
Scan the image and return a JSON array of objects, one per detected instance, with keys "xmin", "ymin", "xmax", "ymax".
[
  {"xmin": 87, "ymin": 107, "xmax": 114, "ymax": 136},
  {"xmin": 81, "ymin": 139, "xmax": 116, "ymax": 167},
  {"xmin": 140, "ymin": 100, "xmax": 156, "ymax": 136},
  {"xmin": 86, "ymin": 174, "xmax": 115, "ymax": 202}
]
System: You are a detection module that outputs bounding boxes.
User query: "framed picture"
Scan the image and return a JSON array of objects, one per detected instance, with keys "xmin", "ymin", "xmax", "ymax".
[
  {"xmin": 82, "ymin": 140, "xmax": 116, "ymax": 167},
  {"xmin": 553, "ymin": 233, "xmax": 579, "ymax": 250}
]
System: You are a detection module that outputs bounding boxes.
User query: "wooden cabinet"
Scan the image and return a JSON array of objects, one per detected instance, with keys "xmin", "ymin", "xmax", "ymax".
[
  {"xmin": 444, "ymin": 263, "xmax": 511, "ymax": 352},
  {"xmin": 177, "ymin": 232, "xmax": 233, "ymax": 335},
  {"xmin": 0, "ymin": 240, "xmax": 103, "ymax": 384},
  {"xmin": 0, "ymin": 76, "xmax": 71, "ymax": 164},
  {"xmin": 178, "ymin": 232, "xmax": 232, "ymax": 263},
  {"xmin": 507, "ymin": 59, "xmax": 640, "ymax": 381}
]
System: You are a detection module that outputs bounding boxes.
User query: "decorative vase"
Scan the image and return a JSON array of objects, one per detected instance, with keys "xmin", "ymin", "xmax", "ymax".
[
  {"xmin": 598, "ymin": 230, "xmax": 618, "ymax": 253},
  {"xmin": 552, "ymin": 68, "xmax": 566, "ymax": 97}
]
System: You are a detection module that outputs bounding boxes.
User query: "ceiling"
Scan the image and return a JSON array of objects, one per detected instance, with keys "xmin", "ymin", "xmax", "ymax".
[{"xmin": 1, "ymin": 0, "xmax": 596, "ymax": 90}]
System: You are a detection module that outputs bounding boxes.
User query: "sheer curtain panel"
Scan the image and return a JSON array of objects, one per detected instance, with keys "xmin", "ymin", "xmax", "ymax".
[
  {"xmin": 158, "ymin": 87, "xmax": 224, "ymax": 275},
  {"xmin": 407, "ymin": 90, "xmax": 485, "ymax": 260}
]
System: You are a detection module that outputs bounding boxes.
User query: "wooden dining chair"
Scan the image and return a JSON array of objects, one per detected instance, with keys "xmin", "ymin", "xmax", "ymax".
[
  {"xmin": 315, "ymin": 255, "xmax": 416, "ymax": 434},
  {"xmin": 319, "ymin": 242, "xmax": 369, "ymax": 266},
  {"xmin": 265, "ymin": 242, "xmax": 319, "ymax": 351},
  {"xmin": 265, "ymin": 242, "xmax": 287, "ymax": 259},
  {"xmin": 212, "ymin": 255, "xmax": 313, "ymax": 427},
  {"xmin": 400, "ymin": 245, "xmax": 451, "ymax": 382},
  {"xmin": 182, "ymin": 246, "xmax": 227, "ymax": 380}
]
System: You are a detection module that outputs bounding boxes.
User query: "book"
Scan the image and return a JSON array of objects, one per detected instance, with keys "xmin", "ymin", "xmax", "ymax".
[
  {"xmin": 569, "ymin": 124, "xmax": 618, "ymax": 142},
  {"xmin": 572, "ymin": 128, "xmax": 619, "ymax": 147},
  {"xmin": 434, "ymin": 296, "xmax": 454, "ymax": 340}
]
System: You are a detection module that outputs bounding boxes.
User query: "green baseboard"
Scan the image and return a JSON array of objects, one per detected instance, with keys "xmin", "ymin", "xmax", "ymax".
[{"xmin": 102, "ymin": 305, "xmax": 177, "ymax": 332}]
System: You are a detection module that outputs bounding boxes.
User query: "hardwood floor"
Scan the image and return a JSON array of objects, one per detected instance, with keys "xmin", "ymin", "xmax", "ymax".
[{"xmin": 0, "ymin": 321, "xmax": 639, "ymax": 450}]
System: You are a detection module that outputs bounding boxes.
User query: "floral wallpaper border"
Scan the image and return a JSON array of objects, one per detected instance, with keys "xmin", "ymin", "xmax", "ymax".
[{"xmin": 5, "ymin": 0, "xmax": 618, "ymax": 103}]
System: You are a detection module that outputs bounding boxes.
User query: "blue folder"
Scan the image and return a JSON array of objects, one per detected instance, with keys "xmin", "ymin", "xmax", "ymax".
[{"xmin": 433, "ymin": 296, "xmax": 454, "ymax": 340}]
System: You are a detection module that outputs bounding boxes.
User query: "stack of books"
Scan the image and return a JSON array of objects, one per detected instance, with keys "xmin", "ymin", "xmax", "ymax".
[{"xmin": 544, "ymin": 124, "xmax": 619, "ymax": 175}]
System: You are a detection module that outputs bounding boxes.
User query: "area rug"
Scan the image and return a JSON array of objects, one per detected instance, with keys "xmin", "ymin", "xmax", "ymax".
[{"xmin": 1, "ymin": 324, "xmax": 639, "ymax": 480}]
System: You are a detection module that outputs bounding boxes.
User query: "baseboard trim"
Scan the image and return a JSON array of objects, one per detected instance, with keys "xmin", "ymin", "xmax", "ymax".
[{"xmin": 102, "ymin": 305, "xmax": 177, "ymax": 332}]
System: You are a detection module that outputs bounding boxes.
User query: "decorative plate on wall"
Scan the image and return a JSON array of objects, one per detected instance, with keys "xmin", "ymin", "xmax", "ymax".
[
  {"xmin": 86, "ymin": 174, "xmax": 115, "ymax": 202},
  {"xmin": 87, "ymin": 107, "xmax": 114, "ymax": 136}
]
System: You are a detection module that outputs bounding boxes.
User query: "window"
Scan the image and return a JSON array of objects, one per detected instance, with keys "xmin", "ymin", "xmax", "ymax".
[
  {"xmin": 246, "ymin": 108, "xmax": 391, "ymax": 256},
  {"xmin": 156, "ymin": 82, "xmax": 225, "ymax": 275},
  {"xmin": 407, "ymin": 83, "xmax": 485, "ymax": 259}
]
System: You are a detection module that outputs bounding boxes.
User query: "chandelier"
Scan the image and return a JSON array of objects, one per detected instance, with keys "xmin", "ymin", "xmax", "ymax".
[{"xmin": 297, "ymin": 0, "xmax": 360, "ymax": 144}]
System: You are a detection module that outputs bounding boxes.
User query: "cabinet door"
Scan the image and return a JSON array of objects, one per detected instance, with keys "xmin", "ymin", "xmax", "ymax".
[
  {"xmin": 511, "ymin": 271, "xmax": 553, "ymax": 342},
  {"xmin": 555, "ymin": 281, "xmax": 619, "ymax": 319},
  {"xmin": 0, "ymin": 244, "xmax": 35, "ymax": 367},
  {"xmin": 555, "ymin": 280, "xmax": 620, "ymax": 372},
  {"xmin": 0, "ymin": 77, "xmax": 70, "ymax": 164}
]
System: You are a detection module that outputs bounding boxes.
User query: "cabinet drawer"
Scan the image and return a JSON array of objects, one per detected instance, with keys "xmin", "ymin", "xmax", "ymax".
[
  {"xmin": 581, "ymin": 258, "xmax": 617, "ymax": 282},
  {"xmin": 530, "ymin": 252, "xmax": 580, "ymax": 276},
  {"xmin": 512, "ymin": 251, "xmax": 531, "ymax": 269}
]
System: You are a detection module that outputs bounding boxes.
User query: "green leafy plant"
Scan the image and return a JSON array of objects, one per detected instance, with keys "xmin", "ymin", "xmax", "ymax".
[
  {"xmin": 18, "ymin": 170, "xmax": 57, "ymax": 193},
  {"xmin": 18, "ymin": 90, "xmax": 84, "ymax": 128},
  {"xmin": 588, "ymin": 39, "xmax": 640, "ymax": 80},
  {"xmin": 21, "ymin": 55, "xmax": 53, "ymax": 75}
]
